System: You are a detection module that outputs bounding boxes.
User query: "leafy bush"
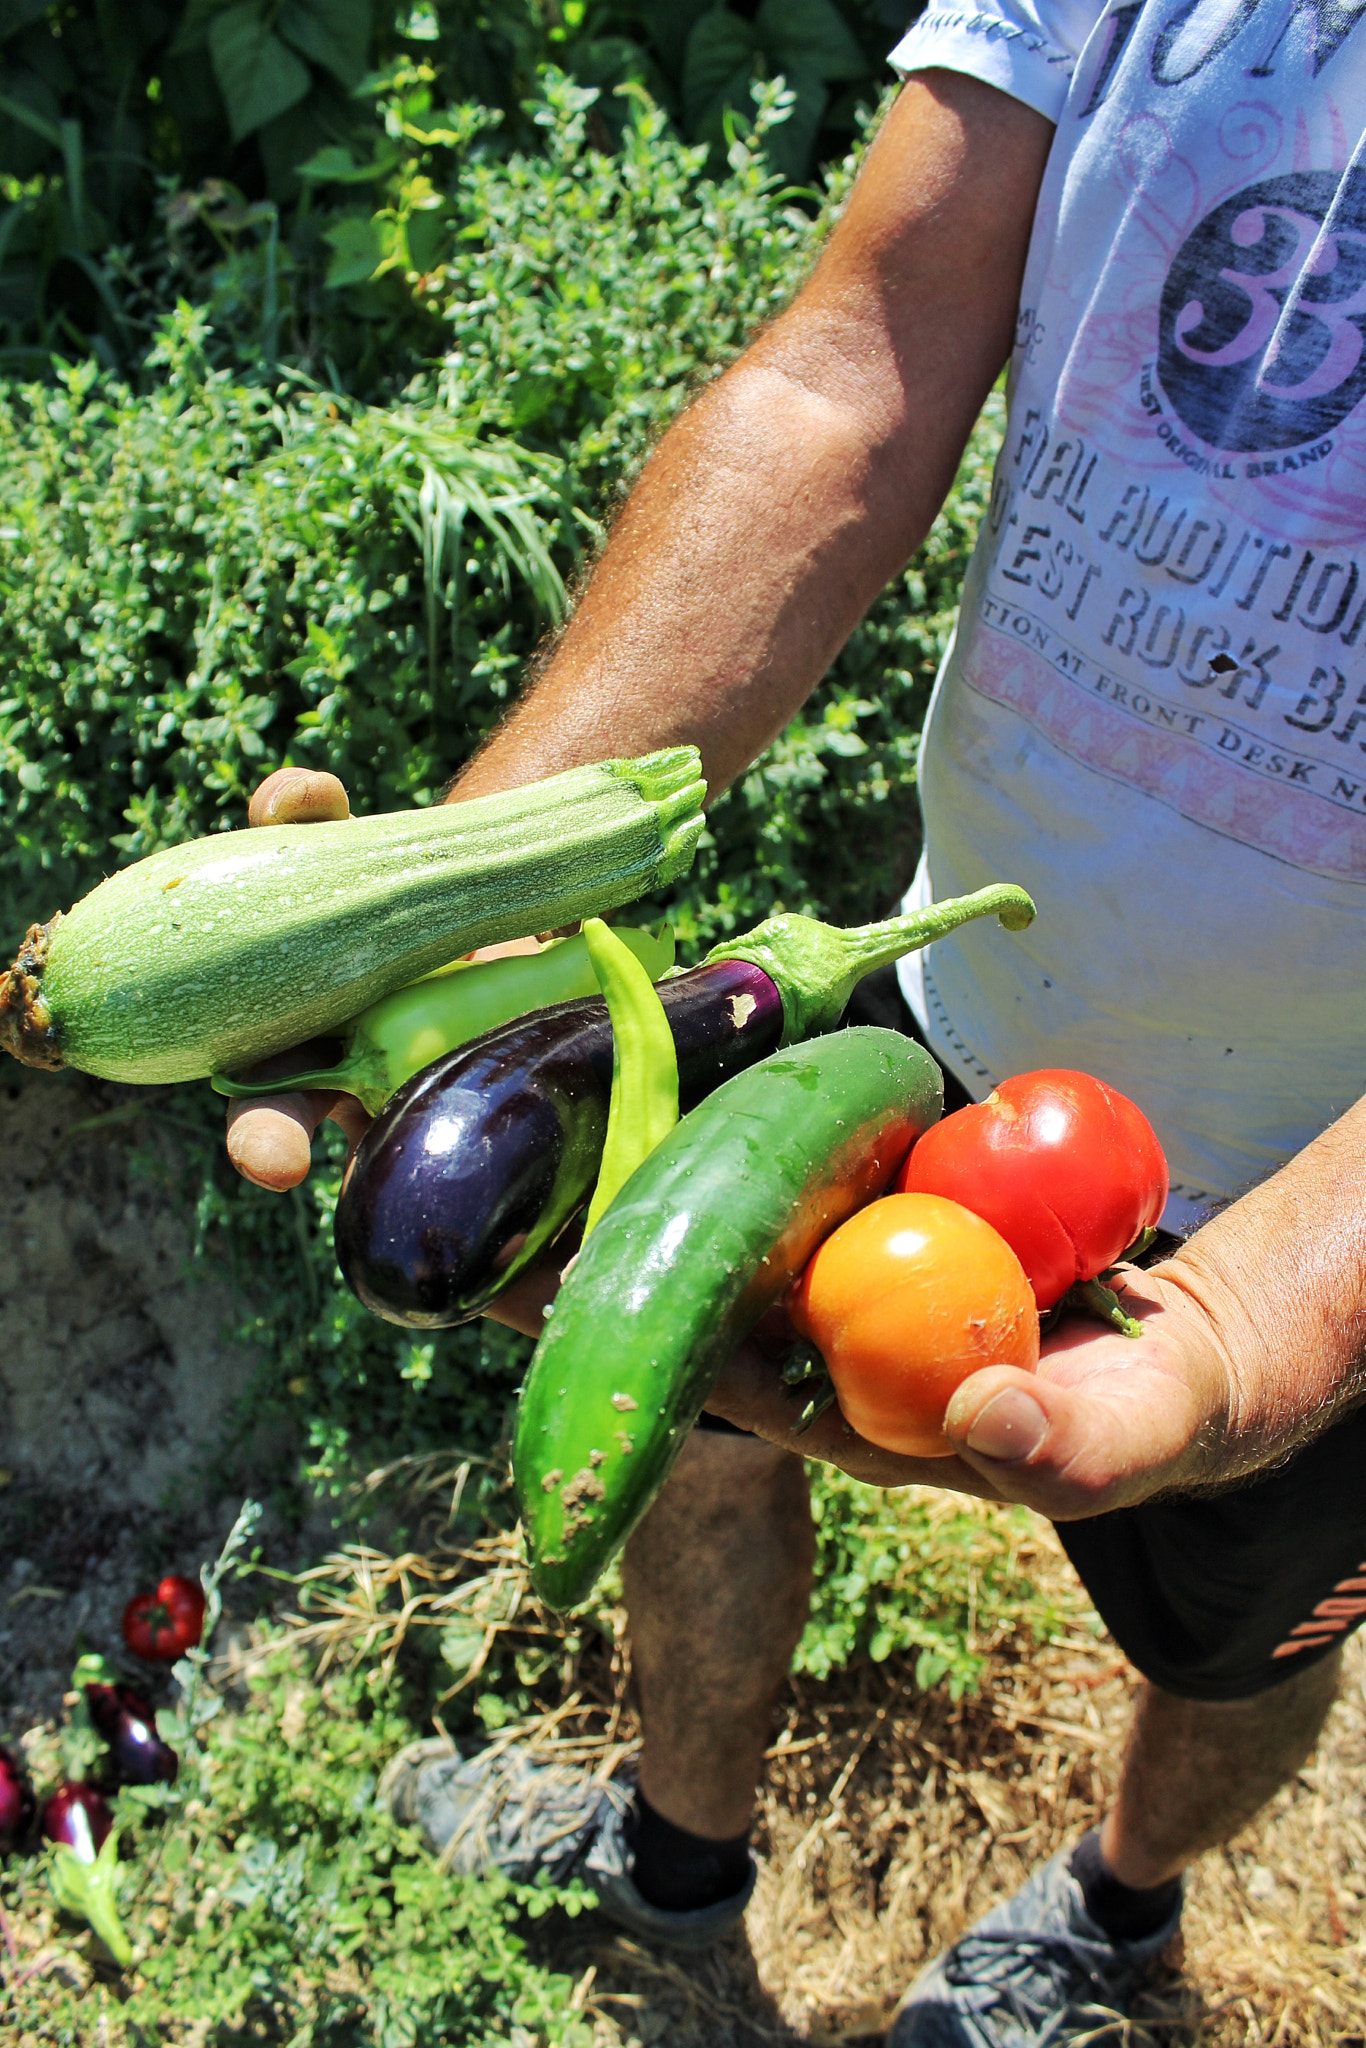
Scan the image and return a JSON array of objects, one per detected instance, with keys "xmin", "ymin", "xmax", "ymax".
[
  {"xmin": 7, "ymin": 1640, "xmax": 595, "ymax": 2043},
  {"xmin": 0, "ymin": 1, "xmax": 923, "ymax": 374},
  {"xmin": 797, "ymin": 1473, "xmax": 1078, "ymax": 1697}
]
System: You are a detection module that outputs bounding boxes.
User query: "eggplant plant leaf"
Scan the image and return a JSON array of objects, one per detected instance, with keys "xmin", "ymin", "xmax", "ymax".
[
  {"xmin": 278, "ymin": 0, "xmax": 372, "ymax": 90},
  {"xmin": 209, "ymin": 6, "xmax": 311, "ymax": 143},
  {"xmin": 682, "ymin": 9, "xmax": 760, "ymax": 133},
  {"xmin": 758, "ymin": 0, "xmax": 869, "ymax": 83},
  {"xmin": 49, "ymin": 1832, "xmax": 133, "ymax": 1966}
]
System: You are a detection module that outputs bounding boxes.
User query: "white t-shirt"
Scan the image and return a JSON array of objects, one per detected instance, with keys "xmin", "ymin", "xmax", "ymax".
[{"xmin": 889, "ymin": 0, "xmax": 1366, "ymax": 1231}]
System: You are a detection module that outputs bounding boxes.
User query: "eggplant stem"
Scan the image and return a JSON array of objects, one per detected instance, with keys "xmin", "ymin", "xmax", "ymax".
[{"xmin": 703, "ymin": 881, "xmax": 1036, "ymax": 1041}]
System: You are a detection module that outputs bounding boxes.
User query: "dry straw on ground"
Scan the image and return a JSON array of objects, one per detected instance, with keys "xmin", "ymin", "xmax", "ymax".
[{"xmin": 289, "ymin": 1465, "xmax": 1366, "ymax": 2046}]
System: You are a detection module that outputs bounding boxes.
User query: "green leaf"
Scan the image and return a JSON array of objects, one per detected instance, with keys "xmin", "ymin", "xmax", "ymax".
[
  {"xmin": 637, "ymin": 0, "xmax": 714, "ymax": 78},
  {"xmin": 298, "ymin": 143, "xmax": 395, "ymax": 183},
  {"xmin": 0, "ymin": 86, "xmax": 61, "ymax": 150},
  {"xmin": 208, "ymin": 5, "xmax": 311, "ymax": 143},
  {"xmin": 278, "ymin": 0, "xmax": 372, "ymax": 89},
  {"xmin": 756, "ymin": 72, "xmax": 829, "ymax": 182},
  {"xmin": 757, "ymin": 0, "xmax": 869, "ymax": 83},
  {"xmin": 681, "ymin": 8, "xmax": 760, "ymax": 133},
  {"xmin": 322, "ymin": 211, "xmax": 385, "ymax": 287},
  {"xmin": 168, "ymin": 0, "xmax": 230, "ymax": 59},
  {"xmin": 49, "ymin": 1834, "xmax": 133, "ymax": 1966}
]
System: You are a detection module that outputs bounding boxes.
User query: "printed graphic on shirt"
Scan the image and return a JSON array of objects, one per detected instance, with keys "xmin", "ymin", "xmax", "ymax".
[
  {"xmin": 952, "ymin": 0, "xmax": 1366, "ymax": 884},
  {"xmin": 1158, "ymin": 170, "xmax": 1366, "ymax": 454}
]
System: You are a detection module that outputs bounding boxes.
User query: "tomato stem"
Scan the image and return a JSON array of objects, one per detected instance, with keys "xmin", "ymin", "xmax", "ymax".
[{"xmin": 1066, "ymin": 1276, "xmax": 1144, "ymax": 1339}]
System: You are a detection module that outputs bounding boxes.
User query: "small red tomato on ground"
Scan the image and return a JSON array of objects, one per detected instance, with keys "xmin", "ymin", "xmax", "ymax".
[
  {"xmin": 42, "ymin": 1782, "xmax": 112, "ymax": 1863},
  {"xmin": 790, "ymin": 1192, "xmax": 1040, "ymax": 1458},
  {"xmin": 0, "ymin": 1744, "xmax": 35, "ymax": 1846},
  {"xmin": 122, "ymin": 1573, "xmax": 207, "ymax": 1663},
  {"xmin": 897, "ymin": 1069, "xmax": 1168, "ymax": 1309}
]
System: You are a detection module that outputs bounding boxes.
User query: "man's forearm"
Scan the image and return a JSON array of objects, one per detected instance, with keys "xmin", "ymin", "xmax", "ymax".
[{"xmin": 453, "ymin": 73, "xmax": 1053, "ymax": 804}]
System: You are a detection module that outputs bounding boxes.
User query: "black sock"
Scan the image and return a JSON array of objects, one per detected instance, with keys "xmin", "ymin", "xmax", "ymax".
[
  {"xmin": 628, "ymin": 1791, "xmax": 751, "ymax": 1915},
  {"xmin": 1069, "ymin": 1828, "xmax": 1182, "ymax": 1943}
]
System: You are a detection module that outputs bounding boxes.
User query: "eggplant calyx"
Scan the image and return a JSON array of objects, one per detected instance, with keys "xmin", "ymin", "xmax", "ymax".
[
  {"xmin": 0, "ymin": 916, "xmax": 63, "ymax": 1070},
  {"xmin": 702, "ymin": 882, "xmax": 1036, "ymax": 1043}
]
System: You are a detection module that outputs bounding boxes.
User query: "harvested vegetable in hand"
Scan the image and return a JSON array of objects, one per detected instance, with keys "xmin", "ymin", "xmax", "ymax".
[
  {"xmin": 211, "ymin": 923, "xmax": 674, "ymax": 1116},
  {"xmin": 514, "ymin": 1029, "xmax": 942, "ymax": 1609},
  {"xmin": 897, "ymin": 1069, "xmax": 1168, "ymax": 1309},
  {"xmin": 580, "ymin": 919, "xmax": 679, "ymax": 1236},
  {"xmin": 0, "ymin": 749, "xmax": 706, "ymax": 1085},
  {"xmin": 336, "ymin": 956, "xmax": 782, "ymax": 1326},
  {"xmin": 702, "ymin": 882, "xmax": 1034, "ymax": 1042},
  {"xmin": 791, "ymin": 1192, "xmax": 1039, "ymax": 1457},
  {"xmin": 337, "ymin": 882, "xmax": 1031, "ymax": 1328}
]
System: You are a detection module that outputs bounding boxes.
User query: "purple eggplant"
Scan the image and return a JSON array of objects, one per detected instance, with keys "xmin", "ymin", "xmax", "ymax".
[
  {"xmin": 334, "ymin": 886, "xmax": 1036, "ymax": 1329},
  {"xmin": 0, "ymin": 1745, "xmax": 34, "ymax": 1846},
  {"xmin": 85, "ymin": 1682, "xmax": 179, "ymax": 1788},
  {"xmin": 335, "ymin": 958, "xmax": 784, "ymax": 1327},
  {"xmin": 43, "ymin": 1782, "xmax": 113, "ymax": 1862}
]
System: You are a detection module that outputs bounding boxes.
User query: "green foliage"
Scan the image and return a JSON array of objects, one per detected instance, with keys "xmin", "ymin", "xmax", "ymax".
[
  {"xmin": 0, "ymin": 307, "xmax": 569, "ymax": 948},
  {"xmin": 0, "ymin": 2, "xmax": 922, "ymax": 375},
  {"xmin": 6, "ymin": 1640, "xmax": 594, "ymax": 2043},
  {"xmin": 797, "ymin": 1470, "xmax": 1079, "ymax": 1698}
]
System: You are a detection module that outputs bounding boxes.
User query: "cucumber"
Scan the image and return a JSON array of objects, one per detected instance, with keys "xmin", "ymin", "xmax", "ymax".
[
  {"xmin": 514, "ymin": 1027, "xmax": 943, "ymax": 1608},
  {"xmin": 0, "ymin": 750, "xmax": 704, "ymax": 1086}
]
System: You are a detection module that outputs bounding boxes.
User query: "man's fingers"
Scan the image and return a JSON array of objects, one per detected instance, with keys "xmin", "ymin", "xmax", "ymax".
[
  {"xmin": 226, "ymin": 1090, "xmax": 341, "ymax": 1191},
  {"xmin": 943, "ymin": 1350, "xmax": 1214, "ymax": 1519},
  {"xmin": 248, "ymin": 767, "xmax": 350, "ymax": 828},
  {"xmin": 705, "ymin": 1342, "xmax": 1004, "ymax": 1496}
]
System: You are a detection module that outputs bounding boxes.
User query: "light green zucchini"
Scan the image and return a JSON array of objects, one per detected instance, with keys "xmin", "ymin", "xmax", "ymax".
[{"xmin": 0, "ymin": 750, "xmax": 705, "ymax": 1086}]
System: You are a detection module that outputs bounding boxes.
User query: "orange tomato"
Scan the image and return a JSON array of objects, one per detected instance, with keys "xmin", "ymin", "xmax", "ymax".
[{"xmin": 789, "ymin": 1192, "xmax": 1040, "ymax": 1457}]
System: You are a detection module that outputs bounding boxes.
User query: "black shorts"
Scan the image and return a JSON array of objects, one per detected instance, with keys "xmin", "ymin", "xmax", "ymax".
[{"xmin": 699, "ymin": 964, "xmax": 1366, "ymax": 1701}]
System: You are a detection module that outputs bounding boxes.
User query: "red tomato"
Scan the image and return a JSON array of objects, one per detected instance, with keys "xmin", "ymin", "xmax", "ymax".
[
  {"xmin": 896, "ymin": 1070, "xmax": 1168, "ymax": 1310},
  {"xmin": 122, "ymin": 1573, "xmax": 207, "ymax": 1664},
  {"xmin": 790, "ymin": 1192, "xmax": 1039, "ymax": 1457}
]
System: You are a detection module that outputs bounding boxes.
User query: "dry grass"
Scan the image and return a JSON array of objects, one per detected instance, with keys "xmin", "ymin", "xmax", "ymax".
[{"xmin": 288, "ymin": 1467, "xmax": 1366, "ymax": 2047}]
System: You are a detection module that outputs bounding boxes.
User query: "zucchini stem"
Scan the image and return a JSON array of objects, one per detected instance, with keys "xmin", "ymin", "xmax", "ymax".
[{"xmin": 704, "ymin": 881, "xmax": 1036, "ymax": 1041}]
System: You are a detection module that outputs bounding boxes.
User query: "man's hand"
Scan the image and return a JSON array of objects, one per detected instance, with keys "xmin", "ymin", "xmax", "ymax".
[
  {"xmin": 710, "ymin": 1090, "xmax": 1366, "ymax": 1517},
  {"xmin": 705, "ymin": 1260, "xmax": 1231, "ymax": 1516},
  {"xmin": 225, "ymin": 766, "xmax": 544, "ymax": 1193},
  {"xmin": 225, "ymin": 767, "xmax": 372, "ymax": 1191}
]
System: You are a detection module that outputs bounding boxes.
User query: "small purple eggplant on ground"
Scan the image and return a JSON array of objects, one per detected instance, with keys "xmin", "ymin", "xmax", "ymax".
[
  {"xmin": 42, "ymin": 1783, "xmax": 113, "ymax": 1863},
  {"xmin": 84, "ymin": 1682, "xmax": 179, "ymax": 1787},
  {"xmin": 0, "ymin": 1744, "xmax": 34, "ymax": 1846}
]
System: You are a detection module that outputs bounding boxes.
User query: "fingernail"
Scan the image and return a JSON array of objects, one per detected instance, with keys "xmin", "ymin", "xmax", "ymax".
[{"xmin": 963, "ymin": 1388, "xmax": 1047, "ymax": 1463}]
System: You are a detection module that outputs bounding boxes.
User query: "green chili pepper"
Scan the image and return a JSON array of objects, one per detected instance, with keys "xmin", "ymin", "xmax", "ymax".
[
  {"xmin": 580, "ymin": 918, "xmax": 680, "ymax": 1237},
  {"xmin": 210, "ymin": 922, "xmax": 674, "ymax": 1115}
]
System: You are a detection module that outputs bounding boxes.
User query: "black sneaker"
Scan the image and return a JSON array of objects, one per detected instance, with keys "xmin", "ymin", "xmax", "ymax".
[
  {"xmin": 379, "ymin": 1737, "xmax": 755, "ymax": 1951},
  {"xmin": 888, "ymin": 1843, "xmax": 1181, "ymax": 2045}
]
